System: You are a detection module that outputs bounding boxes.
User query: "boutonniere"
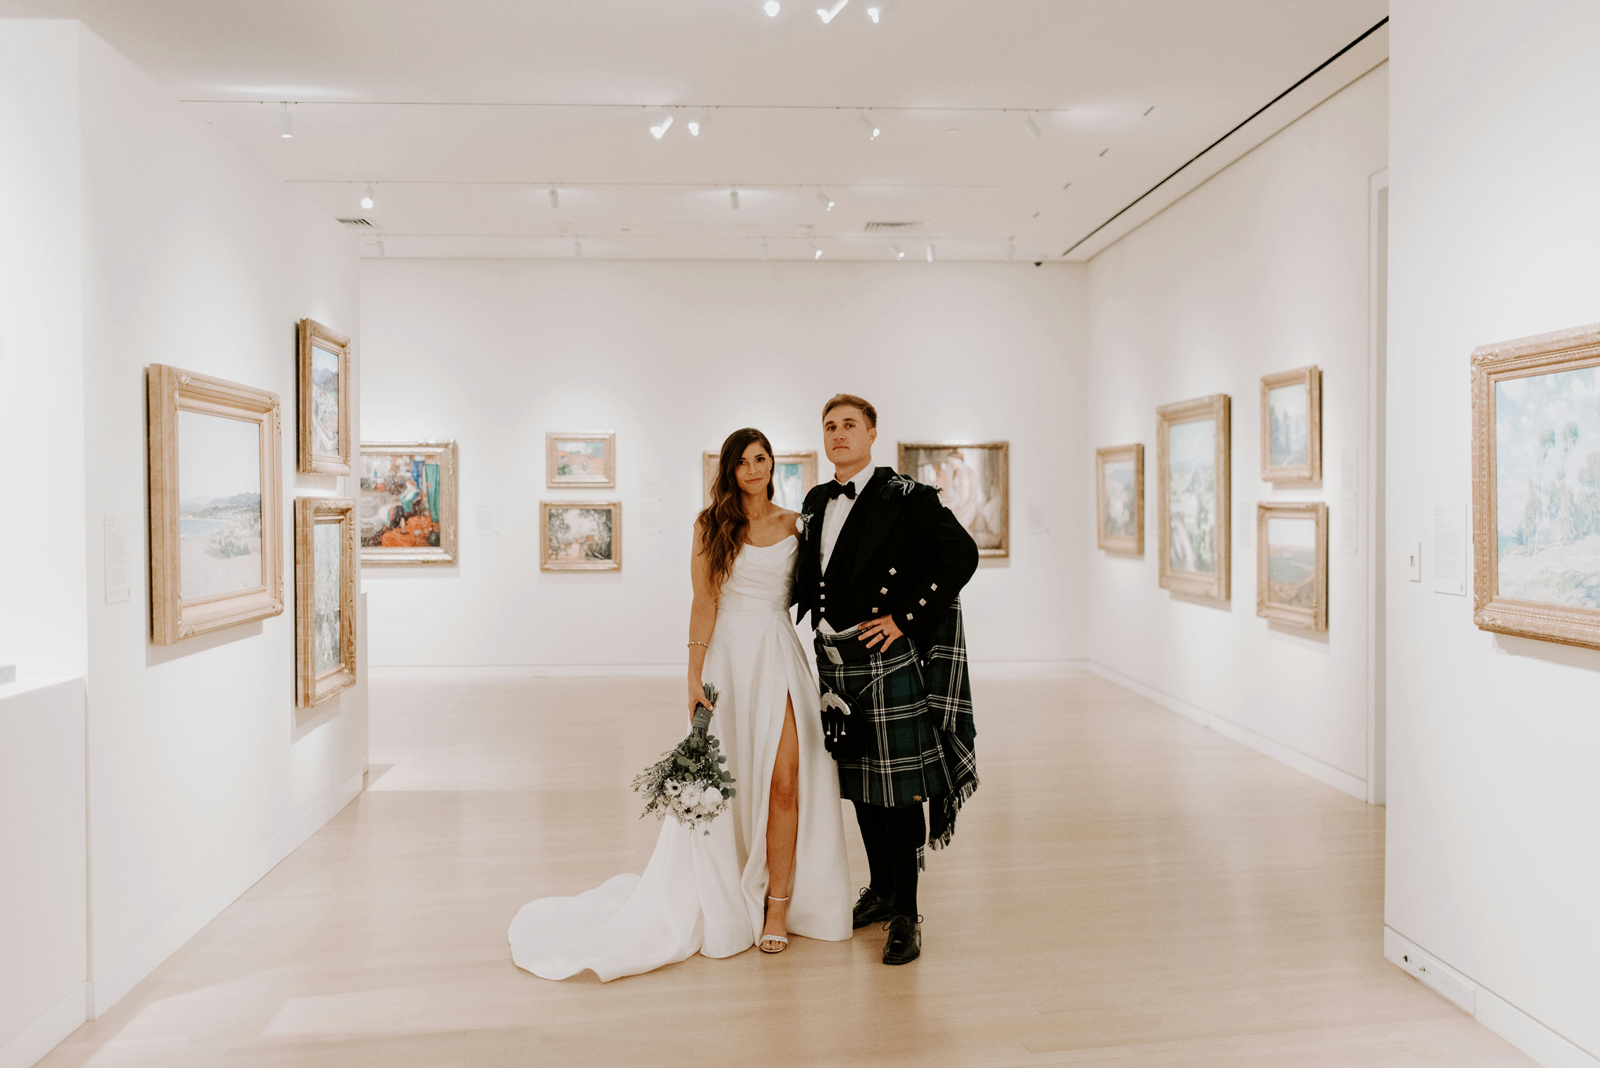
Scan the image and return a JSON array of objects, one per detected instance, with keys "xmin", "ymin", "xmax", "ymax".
[
  {"xmin": 797, "ymin": 511, "xmax": 817, "ymax": 539},
  {"xmin": 884, "ymin": 473, "xmax": 917, "ymax": 497}
]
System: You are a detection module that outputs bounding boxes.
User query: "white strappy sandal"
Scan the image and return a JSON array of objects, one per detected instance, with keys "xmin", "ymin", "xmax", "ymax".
[{"xmin": 760, "ymin": 895, "xmax": 790, "ymax": 954}]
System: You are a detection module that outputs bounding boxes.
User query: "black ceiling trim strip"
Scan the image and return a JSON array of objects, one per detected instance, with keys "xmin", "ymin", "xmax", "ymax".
[{"xmin": 1061, "ymin": 16, "xmax": 1389, "ymax": 258}]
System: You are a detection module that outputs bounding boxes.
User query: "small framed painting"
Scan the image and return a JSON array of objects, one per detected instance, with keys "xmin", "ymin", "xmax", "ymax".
[
  {"xmin": 547, "ymin": 432, "xmax": 616, "ymax": 489},
  {"xmin": 147, "ymin": 365, "xmax": 284, "ymax": 645},
  {"xmin": 1157, "ymin": 394, "xmax": 1231, "ymax": 601},
  {"xmin": 897, "ymin": 442, "xmax": 1010, "ymax": 557},
  {"xmin": 541, "ymin": 501, "xmax": 622, "ymax": 571},
  {"xmin": 297, "ymin": 318, "xmax": 352, "ymax": 476},
  {"xmin": 1472, "ymin": 321, "xmax": 1600, "ymax": 649},
  {"xmin": 702, "ymin": 450, "xmax": 818, "ymax": 512},
  {"xmin": 294, "ymin": 496, "xmax": 358, "ymax": 707},
  {"xmin": 1256, "ymin": 502, "xmax": 1327, "ymax": 630},
  {"xmin": 358, "ymin": 441, "xmax": 458, "ymax": 565},
  {"xmin": 1095, "ymin": 444, "xmax": 1144, "ymax": 555},
  {"xmin": 1260, "ymin": 365, "xmax": 1321, "ymax": 483}
]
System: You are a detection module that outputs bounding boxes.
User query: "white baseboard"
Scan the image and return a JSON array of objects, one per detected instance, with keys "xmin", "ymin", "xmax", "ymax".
[
  {"xmin": 89, "ymin": 769, "xmax": 365, "ymax": 1018},
  {"xmin": 371, "ymin": 659, "xmax": 1089, "ymax": 681},
  {"xmin": 0, "ymin": 982, "xmax": 87, "ymax": 1068},
  {"xmin": 1087, "ymin": 662, "xmax": 1367, "ymax": 800},
  {"xmin": 1385, "ymin": 927, "xmax": 1599, "ymax": 1068}
]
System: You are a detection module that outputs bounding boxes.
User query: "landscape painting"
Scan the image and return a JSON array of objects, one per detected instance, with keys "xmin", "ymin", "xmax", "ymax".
[
  {"xmin": 541, "ymin": 501, "xmax": 621, "ymax": 571},
  {"xmin": 1256, "ymin": 502, "xmax": 1327, "ymax": 629},
  {"xmin": 1095, "ymin": 444, "xmax": 1143, "ymax": 554},
  {"xmin": 547, "ymin": 432, "xmax": 616, "ymax": 488},
  {"xmin": 177, "ymin": 409, "xmax": 264, "ymax": 601},
  {"xmin": 313, "ymin": 521, "xmax": 343, "ymax": 675},
  {"xmin": 359, "ymin": 441, "xmax": 458, "ymax": 564},
  {"xmin": 898, "ymin": 442, "xmax": 1010, "ymax": 557},
  {"xmin": 294, "ymin": 496, "xmax": 358, "ymax": 707},
  {"xmin": 297, "ymin": 319, "xmax": 351, "ymax": 475},
  {"xmin": 1157, "ymin": 394, "xmax": 1230, "ymax": 600},
  {"xmin": 1260, "ymin": 365, "xmax": 1321, "ymax": 482},
  {"xmin": 310, "ymin": 344, "xmax": 340, "ymax": 457}
]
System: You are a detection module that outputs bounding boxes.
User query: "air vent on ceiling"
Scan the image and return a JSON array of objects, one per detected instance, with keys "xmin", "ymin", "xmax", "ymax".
[
  {"xmin": 864, "ymin": 221, "xmax": 924, "ymax": 233},
  {"xmin": 336, "ymin": 218, "xmax": 374, "ymax": 228}
]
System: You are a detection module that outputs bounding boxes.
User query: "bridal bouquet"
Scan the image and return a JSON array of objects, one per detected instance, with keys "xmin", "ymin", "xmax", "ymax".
[{"xmin": 632, "ymin": 683, "xmax": 737, "ymax": 834}]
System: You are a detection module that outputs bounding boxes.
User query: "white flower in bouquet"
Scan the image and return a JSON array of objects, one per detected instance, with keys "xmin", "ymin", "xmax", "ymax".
[
  {"xmin": 699, "ymin": 786, "xmax": 722, "ymax": 810},
  {"xmin": 631, "ymin": 682, "xmax": 737, "ymax": 834},
  {"xmin": 680, "ymin": 784, "xmax": 702, "ymax": 809},
  {"xmin": 665, "ymin": 780, "xmax": 682, "ymax": 797}
]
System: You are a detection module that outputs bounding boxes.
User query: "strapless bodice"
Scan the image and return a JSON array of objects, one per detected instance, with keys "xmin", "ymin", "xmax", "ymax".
[{"xmin": 717, "ymin": 536, "xmax": 797, "ymax": 614}]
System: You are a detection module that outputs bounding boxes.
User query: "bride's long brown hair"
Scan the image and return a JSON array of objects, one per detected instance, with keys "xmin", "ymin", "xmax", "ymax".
[{"xmin": 697, "ymin": 428, "xmax": 775, "ymax": 591}]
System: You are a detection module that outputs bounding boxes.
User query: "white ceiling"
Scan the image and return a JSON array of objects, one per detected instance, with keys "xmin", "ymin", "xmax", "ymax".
[{"xmin": 3, "ymin": 0, "xmax": 1389, "ymax": 260}]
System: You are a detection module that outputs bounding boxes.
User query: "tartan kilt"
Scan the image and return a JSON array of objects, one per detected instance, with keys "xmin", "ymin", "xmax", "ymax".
[{"xmin": 814, "ymin": 630, "xmax": 953, "ymax": 808}]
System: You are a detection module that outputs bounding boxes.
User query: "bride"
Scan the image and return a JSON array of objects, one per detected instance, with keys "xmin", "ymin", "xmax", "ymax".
[{"xmin": 508, "ymin": 428, "xmax": 852, "ymax": 980}]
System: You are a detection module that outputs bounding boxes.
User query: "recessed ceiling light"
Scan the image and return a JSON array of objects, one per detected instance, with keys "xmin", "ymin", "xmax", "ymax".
[
  {"xmin": 866, "ymin": 6, "xmax": 880, "ymax": 21},
  {"xmin": 926, "ymin": 244, "xmax": 934, "ymax": 263},
  {"xmin": 279, "ymin": 102, "xmax": 293, "ymax": 138},
  {"xmin": 650, "ymin": 115, "xmax": 674, "ymax": 139},
  {"xmin": 360, "ymin": 185, "xmax": 374, "ymax": 210},
  {"xmin": 817, "ymin": 0, "xmax": 848, "ymax": 23},
  {"xmin": 859, "ymin": 110, "xmax": 880, "ymax": 140},
  {"xmin": 548, "ymin": 188, "xmax": 559, "ymax": 209},
  {"xmin": 765, "ymin": 0, "xmax": 780, "ymax": 14}
]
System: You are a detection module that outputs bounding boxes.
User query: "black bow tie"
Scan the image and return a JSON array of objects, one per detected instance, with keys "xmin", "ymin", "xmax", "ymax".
[{"xmin": 825, "ymin": 480, "xmax": 858, "ymax": 501}]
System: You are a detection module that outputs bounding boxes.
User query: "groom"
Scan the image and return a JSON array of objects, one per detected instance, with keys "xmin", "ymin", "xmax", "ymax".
[{"xmin": 793, "ymin": 393, "xmax": 980, "ymax": 965}]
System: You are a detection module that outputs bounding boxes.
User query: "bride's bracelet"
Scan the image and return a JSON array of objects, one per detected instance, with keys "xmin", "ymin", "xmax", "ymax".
[{"xmin": 687, "ymin": 640, "xmax": 708, "ymax": 649}]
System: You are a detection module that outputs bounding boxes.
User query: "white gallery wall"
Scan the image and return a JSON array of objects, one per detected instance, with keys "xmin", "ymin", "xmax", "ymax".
[
  {"xmin": 1387, "ymin": 2, "xmax": 1600, "ymax": 1065},
  {"xmin": 360, "ymin": 259, "xmax": 1089, "ymax": 673},
  {"xmin": 0, "ymin": 20, "xmax": 369, "ymax": 1062},
  {"xmin": 1084, "ymin": 64, "xmax": 1388, "ymax": 799}
]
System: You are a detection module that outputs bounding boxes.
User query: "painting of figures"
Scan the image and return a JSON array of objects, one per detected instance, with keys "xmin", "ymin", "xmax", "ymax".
[
  {"xmin": 1157, "ymin": 394, "xmax": 1230, "ymax": 600},
  {"xmin": 178, "ymin": 410, "xmax": 264, "ymax": 600},
  {"xmin": 297, "ymin": 319, "xmax": 351, "ymax": 476},
  {"xmin": 547, "ymin": 432, "xmax": 616, "ymax": 488},
  {"xmin": 1256, "ymin": 502, "xmax": 1327, "ymax": 629},
  {"xmin": 1260, "ymin": 366, "xmax": 1321, "ymax": 482},
  {"xmin": 541, "ymin": 501, "xmax": 622, "ymax": 571},
  {"xmin": 147, "ymin": 364, "xmax": 282, "ymax": 645},
  {"xmin": 294, "ymin": 496, "xmax": 358, "ymax": 707},
  {"xmin": 1095, "ymin": 444, "xmax": 1143, "ymax": 554},
  {"xmin": 359, "ymin": 441, "xmax": 459, "ymax": 564},
  {"xmin": 1473, "ymin": 323, "xmax": 1600, "ymax": 649},
  {"xmin": 898, "ymin": 442, "xmax": 1009, "ymax": 557},
  {"xmin": 702, "ymin": 451, "xmax": 817, "ymax": 512}
]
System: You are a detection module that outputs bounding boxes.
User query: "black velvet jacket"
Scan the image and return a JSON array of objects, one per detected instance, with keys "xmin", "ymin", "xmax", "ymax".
[{"xmin": 792, "ymin": 467, "xmax": 980, "ymax": 643}]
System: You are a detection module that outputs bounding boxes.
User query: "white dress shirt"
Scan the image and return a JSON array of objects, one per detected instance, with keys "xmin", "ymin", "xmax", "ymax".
[{"xmin": 816, "ymin": 465, "xmax": 874, "ymax": 634}]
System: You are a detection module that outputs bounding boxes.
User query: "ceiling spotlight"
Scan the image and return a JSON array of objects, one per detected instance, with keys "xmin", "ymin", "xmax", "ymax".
[
  {"xmin": 548, "ymin": 188, "xmax": 559, "ymax": 209},
  {"xmin": 891, "ymin": 243, "xmax": 905, "ymax": 260},
  {"xmin": 279, "ymin": 102, "xmax": 293, "ymax": 139},
  {"xmin": 926, "ymin": 243, "xmax": 934, "ymax": 263},
  {"xmin": 817, "ymin": 0, "xmax": 848, "ymax": 23},
  {"xmin": 764, "ymin": 0, "xmax": 780, "ymax": 14},
  {"xmin": 730, "ymin": 189, "xmax": 740, "ymax": 210},
  {"xmin": 360, "ymin": 185, "xmax": 374, "ymax": 210},
  {"xmin": 859, "ymin": 110, "xmax": 880, "ymax": 140},
  {"xmin": 867, "ymin": 6, "xmax": 880, "ymax": 21},
  {"xmin": 1024, "ymin": 113, "xmax": 1043, "ymax": 142},
  {"xmin": 574, "ymin": 239, "xmax": 583, "ymax": 259},
  {"xmin": 687, "ymin": 119, "xmax": 700, "ymax": 136},
  {"xmin": 816, "ymin": 188, "xmax": 835, "ymax": 211},
  {"xmin": 650, "ymin": 114, "xmax": 674, "ymax": 139},
  {"xmin": 810, "ymin": 242, "xmax": 823, "ymax": 259}
]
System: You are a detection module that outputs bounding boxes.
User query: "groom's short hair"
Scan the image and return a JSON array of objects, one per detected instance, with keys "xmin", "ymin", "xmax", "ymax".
[{"xmin": 822, "ymin": 393, "xmax": 877, "ymax": 428}]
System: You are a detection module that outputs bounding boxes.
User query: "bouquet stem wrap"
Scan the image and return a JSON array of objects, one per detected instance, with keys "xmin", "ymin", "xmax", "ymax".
[{"xmin": 632, "ymin": 683, "xmax": 736, "ymax": 834}]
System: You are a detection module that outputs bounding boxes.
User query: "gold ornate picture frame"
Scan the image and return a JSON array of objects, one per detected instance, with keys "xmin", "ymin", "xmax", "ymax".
[
  {"xmin": 1472, "ymin": 321, "xmax": 1600, "ymax": 649},
  {"xmin": 358, "ymin": 441, "xmax": 459, "ymax": 565},
  {"xmin": 297, "ymin": 318, "xmax": 352, "ymax": 476},
  {"xmin": 546, "ymin": 432, "xmax": 616, "ymax": 489},
  {"xmin": 1260, "ymin": 365, "xmax": 1321, "ymax": 483},
  {"xmin": 1095, "ymin": 444, "xmax": 1144, "ymax": 555},
  {"xmin": 295, "ymin": 496, "xmax": 358, "ymax": 707},
  {"xmin": 147, "ymin": 364, "xmax": 284, "ymax": 645},
  {"xmin": 701, "ymin": 450, "xmax": 818, "ymax": 512},
  {"xmin": 897, "ymin": 441, "xmax": 1010, "ymax": 557},
  {"xmin": 541, "ymin": 501, "xmax": 622, "ymax": 571},
  {"xmin": 1157, "ymin": 394, "xmax": 1231, "ymax": 601},
  {"xmin": 1256, "ymin": 501, "xmax": 1327, "ymax": 630}
]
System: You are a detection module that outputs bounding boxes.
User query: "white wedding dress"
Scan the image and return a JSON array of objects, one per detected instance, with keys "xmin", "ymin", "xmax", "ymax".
[{"xmin": 508, "ymin": 535, "xmax": 853, "ymax": 981}]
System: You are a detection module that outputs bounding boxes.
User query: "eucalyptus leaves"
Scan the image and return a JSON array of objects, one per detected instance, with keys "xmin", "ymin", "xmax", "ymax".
[{"xmin": 632, "ymin": 683, "xmax": 737, "ymax": 834}]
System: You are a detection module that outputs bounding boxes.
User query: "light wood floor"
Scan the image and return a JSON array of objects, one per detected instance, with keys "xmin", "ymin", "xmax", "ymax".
[{"xmin": 40, "ymin": 674, "xmax": 1534, "ymax": 1068}]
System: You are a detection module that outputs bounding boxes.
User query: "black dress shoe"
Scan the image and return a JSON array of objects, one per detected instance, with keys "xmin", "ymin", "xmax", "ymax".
[
  {"xmin": 881, "ymin": 915, "xmax": 921, "ymax": 965},
  {"xmin": 852, "ymin": 887, "xmax": 896, "ymax": 930}
]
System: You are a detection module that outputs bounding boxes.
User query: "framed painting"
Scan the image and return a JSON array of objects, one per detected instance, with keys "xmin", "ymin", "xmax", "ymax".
[
  {"xmin": 1260, "ymin": 365, "xmax": 1321, "ymax": 483},
  {"xmin": 147, "ymin": 364, "xmax": 284, "ymax": 645},
  {"xmin": 541, "ymin": 501, "xmax": 621, "ymax": 571},
  {"xmin": 358, "ymin": 441, "xmax": 458, "ymax": 565},
  {"xmin": 897, "ymin": 442, "xmax": 1010, "ymax": 557},
  {"xmin": 297, "ymin": 318, "xmax": 351, "ymax": 476},
  {"xmin": 1472, "ymin": 321, "xmax": 1600, "ymax": 649},
  {"xmin": 701, "ymin": 450, "xmax": 818, "ymax": 512},
  {"xmin": 1095, "ymin": 444, "xmax": 1144, "ymax": 555},
  {"xmin": 1257, "ymin": 501, "xmax": 1327, "ymax": 630},
  {"xmin": 1157, "ymin": 394, "xmax": 1231, "ymax": 600},
  {"xmin": 547, "ymin": 432, "xmax": 616, "ymax": 489},
  {"xmin": 294, "ymin": 496, "xmax": 358, "ymax": 707}
]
